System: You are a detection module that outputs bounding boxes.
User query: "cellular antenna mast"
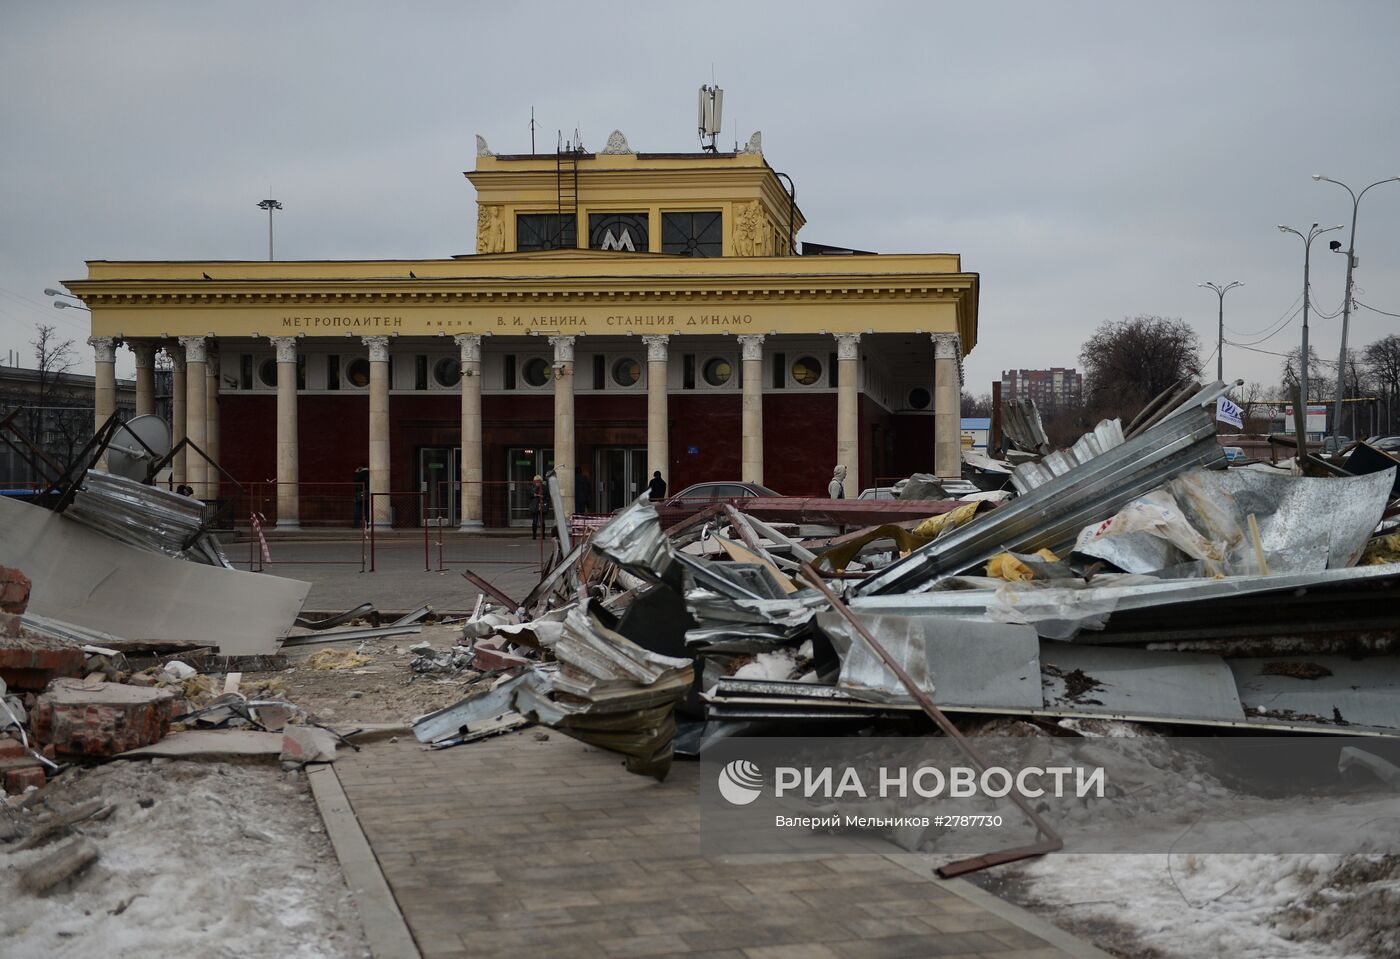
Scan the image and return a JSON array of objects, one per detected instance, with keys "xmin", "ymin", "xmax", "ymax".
[{"xmin": 698, "ymin": 84, "xmax": 723, "ymax": 153}]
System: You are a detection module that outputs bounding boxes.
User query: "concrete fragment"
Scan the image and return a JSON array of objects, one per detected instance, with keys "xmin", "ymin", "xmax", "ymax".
[
  {"xmin": 19, "ymin": 836, "xmax": 99, "ymax": 894},
  {"xmin": 280, "ymin": 726, "xmax": 338, "ymax": 764},
  {"xmin": 30, "ymin": 678, "xmax": 178, "ymax": 757},
  {"xmin": 117, "ymin": 729, "xmax": 284, "ymax": 761}
]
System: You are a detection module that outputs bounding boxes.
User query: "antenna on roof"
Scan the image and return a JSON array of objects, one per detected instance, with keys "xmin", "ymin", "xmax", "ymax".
[
  {"xmin": 530, "ymin": 107, "xmax": 537, "ymax": 155},
  {"xmin": 698, "ymin": 84, "xmax": 723, "ymax": 153}
]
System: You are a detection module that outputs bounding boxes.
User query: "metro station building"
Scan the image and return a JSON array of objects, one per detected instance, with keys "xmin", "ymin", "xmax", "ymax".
[{"xmin": 69, "ymin": 130, "xmax": 978, "ymax": 528}]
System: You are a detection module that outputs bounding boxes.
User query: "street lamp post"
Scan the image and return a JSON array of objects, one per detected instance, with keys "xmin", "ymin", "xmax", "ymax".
[
  {"xmin": 1198, "ymin": 280, "xmax": 1243, "ymax": 382},
  {"xmin": 1313, "ymin": 174, "xmax": 1400, "ymax": 439},
  {"xmin": 1278, "ymin": 223, "xmax": 1343, "ymax": 422},
  {"xmin": 257, "ymin": 197, "xmax": 283, "ymax": 260}
]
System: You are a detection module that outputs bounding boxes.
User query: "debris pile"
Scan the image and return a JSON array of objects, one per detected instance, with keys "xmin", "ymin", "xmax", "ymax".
[{"xmin": 423, "ymin": 379, "xmax": 1400, "ymax": 800}]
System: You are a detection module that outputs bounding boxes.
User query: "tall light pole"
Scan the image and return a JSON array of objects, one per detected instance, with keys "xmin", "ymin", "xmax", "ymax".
[
  {"xmin": 257, "ymin": 197, "xmax": 283, "ymax": 260},
  {"xmin": 1313, "ymin": 174, "xmax": 1400, "ymax": 439},
  {"xmin": 1197, "ymin": 280, "xmax": 1243, "ymax": 382},
  {"xmin": 1278, "ymin": 223, "xmax": 1343, "ymax": 427}
]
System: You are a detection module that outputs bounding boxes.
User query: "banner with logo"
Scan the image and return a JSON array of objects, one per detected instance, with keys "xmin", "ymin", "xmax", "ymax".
[{"xmin": 1216, "ymin": 395, "xmax": 1244, "ymax": 429}]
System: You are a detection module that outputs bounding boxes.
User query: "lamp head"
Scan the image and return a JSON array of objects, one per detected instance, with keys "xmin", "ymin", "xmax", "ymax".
[
  {"xmin": 1313, "ymin": 174, "xmax": 1327, "ymax": 182},
  {"xmin": 43, "ymin": 287, "xmax": 62, "ymax": 296},
  {"xmin": 1277, "ymin": 225, "xmax": 1289, "ymax": 233}
]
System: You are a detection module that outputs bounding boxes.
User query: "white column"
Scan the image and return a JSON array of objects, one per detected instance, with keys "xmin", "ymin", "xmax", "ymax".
[
  {"xmin": 642, "ymin": 335, "xmax": 669, "ymax": 484},
  {"xmin": 130, "ymin": 341, "xmax": 156, "ymax": 416},
  {"xmin": 835, "ymin": 333, "xmax": 861, "ymax": 492},
  {"xmin": 205, "ymin": 347, "xmax": 221, "ymax": 497},
  {"xmin": 738, "ymin": 334, "xmax": 765, "ymax": 485},
  {"xmin": 168, "ymin": 345, "xmax": 187, "ymax": 485},
  {"xmin": 270, "ymin": 337, "xmax": 300, "ymax": 528},
  {"xmin": 933, "ymin": 333, "xmax": 962, "ymax": 479},
  {"xmin": 549, "ymin": 335, "xmax": 575, "ymax": 516},
  {"xmin": 178, "ymin": 336, "xmax": 207, "ymax": 496},
  {"xmin": 363, "ymin": 336, "xmax": 391, "ymax": 527},
  {"xmin": 454, "ymin": 334, "xmax": 484, "ymax": 529},
  {"xmin": 89, "ymin": 337, "xmax": 118, "ymax": 470}
]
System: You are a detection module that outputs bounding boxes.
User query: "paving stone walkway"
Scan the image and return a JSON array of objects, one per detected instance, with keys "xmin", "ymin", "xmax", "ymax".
[{"xmin": 335, "ymin": 733, "xmax": 1099, "ymax": 959}]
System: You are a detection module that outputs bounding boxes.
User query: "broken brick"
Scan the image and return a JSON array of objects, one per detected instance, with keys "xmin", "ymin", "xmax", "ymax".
[
  {"xmin": 1, "ymin": 756, "xmax": 46, "ymax": 794},
  {"xmin": 0, "ymin": 641, "xmax": 87, "ymax": 693},
  {"xmin": 30, "ymin": 679, "xmax": 178, "ymax": 757},
  {"xmin": 0, "ymin": 738, "xmax": 25, "ymax": 760},
  {"xmin": 0, "ymin": 565, "xmax": 31, "ymax": 614},
  {"xmin": 472, "ymin": 644, "xmax": 530, "ymax": 672}
]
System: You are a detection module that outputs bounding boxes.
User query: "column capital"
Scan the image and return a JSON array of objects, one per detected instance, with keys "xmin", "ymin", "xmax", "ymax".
[
  {"xmin": 931, "ymin": 332, "xmax": 960, "ymax": 360},
  {"xmin": 834, "ymin": 333, "xmax": 861, "ymax": 361},
  {"xmin": 128, "ymin": 340, "xmax": 158, "ymax": 369},
  {"xmin": 737, "ymin": 334, "xmax": 766, "ymax": 361},
  {"xmin": 453, "ymin": 333, "xmax": 483, "ymax": 364},
  {"xmin": 165, "ymin": 343, "xmax": 186, "ymax": 373},
  {"xmin": 206, "ymin": 348, "xmax": 221, "ymax": 378},
  {"xmin": 641, "ymin": 334, "xmax": 670, "ymax": 362},
  {"xmin": 362, "ymin": 335, "xmax": 390, "ymax": 362},
  {"xmin": 270, "ymin": 336, "xmax": 298, "ymax": 363},
  {"xmin": 548, "ymin": 335, "xmax": 575, "ymax": 364},
  {"xmin": 87, "ymin": 336, "xmax": 118, "ymax": 364},
  {"xmin": 177, "ymin": 335, "xmax": 207, "ymax": 364}
]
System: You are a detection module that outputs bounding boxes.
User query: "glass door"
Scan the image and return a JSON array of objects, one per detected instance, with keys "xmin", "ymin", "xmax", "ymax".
[
  {"xmin": 593, "ymin": 446, "xmax": 648, "ymax": 512},
  {"xmin": 419, "ymin": 447, "xmax": 459, "ymax": 526},
  {"xmin": 507, "ymin": 447, "xmax": 554, "ymax": 527}
]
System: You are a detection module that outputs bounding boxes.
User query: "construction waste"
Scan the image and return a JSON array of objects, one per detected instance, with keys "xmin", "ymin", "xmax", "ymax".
[{"xmin": 416, "ymin": 380, "xmax": 1400, "ymax": 789}]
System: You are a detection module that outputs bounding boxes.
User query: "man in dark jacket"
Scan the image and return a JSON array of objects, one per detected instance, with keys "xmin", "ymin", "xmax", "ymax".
[
  {"xmin": 647, "ymin": 470, "xmax": 667, "ymax": 500},
  {"xmin": 574, "ymin": 466, "xmax": 592, "ymax": 513}
]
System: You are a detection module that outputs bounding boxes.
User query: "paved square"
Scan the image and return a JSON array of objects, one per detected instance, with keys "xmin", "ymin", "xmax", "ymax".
[{"xmin": 336, "ymin": 732, "xmax": 1089, "ymax": 959}]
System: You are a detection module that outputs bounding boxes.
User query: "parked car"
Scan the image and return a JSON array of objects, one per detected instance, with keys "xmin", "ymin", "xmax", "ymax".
[
  {"xmin": 654, "ymin": 481, "xmax": 783, "ymax": 526},
  {"xmin": 1364, "ymin": 436, "xmax": 1400, "ymax": 454},
  {"xmin": 857, "ymin": 487, "xmax": 898, "ymax": 501},
  {"xmin": 1320, "ymin": 435, "xmax": 1351, "ymax": 455}
]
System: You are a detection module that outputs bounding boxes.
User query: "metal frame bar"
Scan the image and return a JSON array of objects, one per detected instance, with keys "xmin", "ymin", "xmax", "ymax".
[{"xmin": 798, "ymin": 562, "xmax": 1063, "ymax": 877}]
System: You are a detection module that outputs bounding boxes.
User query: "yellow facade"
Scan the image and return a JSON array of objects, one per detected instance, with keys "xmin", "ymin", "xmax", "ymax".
[{"xmin": 69, "ymin": 146, "xmax": 978, "ymax": 349}]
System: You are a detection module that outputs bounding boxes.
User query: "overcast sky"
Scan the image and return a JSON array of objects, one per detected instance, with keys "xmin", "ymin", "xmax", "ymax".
[{"xmin": 2, "ymin": 1, "xmax": 1398, "ymax": 396}]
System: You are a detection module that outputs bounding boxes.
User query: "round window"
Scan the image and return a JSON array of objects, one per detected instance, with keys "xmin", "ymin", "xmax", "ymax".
[
  {"xmin": 791, "ymin": 356, "xmax": 823, "ymax": 386},
  {"xmin": 258, "ymin": 358, "xmax": 278, "ymax": 388},
  {"xmin": 908, "ymin": 387, "xmax": 931, "ymax": 410},
  {"xmin": 433, "ymin": 356, "xmax": 461, "ymax": 388},
  {"xmin": 702, "ymin": 357, "xmax": 732, "ymax": 387},
  {"xmin": 346, "ymin": 358, "xmax": 371, "ymax": 388},
  {"xmin": 522, "ymin": 357, "xmax": 551, "ymax": 387},
  {"xmin": 612, "ymin": 357, "xmax": 641, "ymax": 387}
]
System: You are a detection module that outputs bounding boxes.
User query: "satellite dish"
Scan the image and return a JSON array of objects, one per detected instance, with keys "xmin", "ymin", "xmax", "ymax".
[{"xmin": 107, "ymin": 414, "xmax": 171, "ymax": 482}]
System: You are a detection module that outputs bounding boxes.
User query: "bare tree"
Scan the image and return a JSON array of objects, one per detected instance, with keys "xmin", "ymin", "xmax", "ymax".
[
  {"xmin": 1279, "ymin": 346, "xmax": 1333, "ymax": 404},
  {"xmin": 1078, "ymin": 315, "xmax": 1201, "ymax": 421},
  {"xmin": 1363, "ymin": 335, "xmax": 1400, "ymax": 435},
  {"xmin": 25, "ymin": 324, "xmax": 88, "ymax": 465},
  {"xmin": 959, "ymin": 391, "xmax": 993, "ymax": 418}
]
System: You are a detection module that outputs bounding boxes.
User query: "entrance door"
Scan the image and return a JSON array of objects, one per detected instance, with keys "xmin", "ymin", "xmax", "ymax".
[
  {"xmin": 419, "ymin": 447, "xmax": 460, "ymax": 526},
  {"xmin": 507, "ymin": 447, "xmax": 554, "ymax": 527},
  {"xmin": 593, "ymin": 446, "xmax": 648, "ymax": 513}
]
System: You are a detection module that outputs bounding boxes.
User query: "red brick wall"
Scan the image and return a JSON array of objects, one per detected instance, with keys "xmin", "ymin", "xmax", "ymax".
[
  {"xmin": 763, "ymin": 392, "xmax": 837, "ymax": 497},
  {"xmin": 217, "ymin": 389, "xmax": 881, "ymax": 518},
  {"xmin": 890, "ymin": 413, "xmax": 936, "ymax": 479}
]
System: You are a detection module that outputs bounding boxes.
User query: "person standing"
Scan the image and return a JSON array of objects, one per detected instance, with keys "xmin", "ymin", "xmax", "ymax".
[
  {"xmin": 827, "ymin": 464, "xmax": 847, "ymax": 499},
  {"xmin": 574, "ymin": 465, "xmax": 592, "ymax": 513},
  {"xmin": 647, "ymin": 470, "xmax": 667, "ymax": 500},
  {"xmin": 353, "ymin": 465, "xmax": 370, "ymax": 528},
  {"xmin": 529, "ymin": 474, "xmax": 547, "ymax": 539}
]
